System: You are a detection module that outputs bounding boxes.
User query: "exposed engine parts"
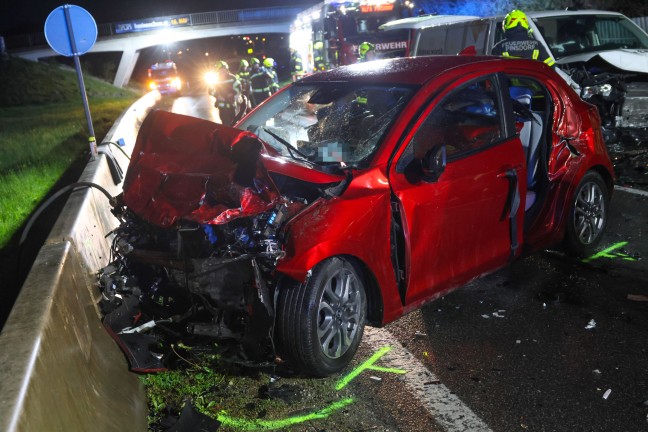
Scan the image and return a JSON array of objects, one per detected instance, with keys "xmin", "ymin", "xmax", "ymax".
[{"xmin": 98, "ymin": 201, "xmax": 292, "ymax": 372}]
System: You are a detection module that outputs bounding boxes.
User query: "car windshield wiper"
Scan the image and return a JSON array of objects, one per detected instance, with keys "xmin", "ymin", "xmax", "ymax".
[{"xmin": 262, "ymin": 128, "xmax": 310, "ymax": 162}]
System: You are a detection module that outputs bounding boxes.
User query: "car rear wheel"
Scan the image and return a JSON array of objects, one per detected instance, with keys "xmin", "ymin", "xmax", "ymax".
[
  {"xmin": 564, "ymin": 171, "xmax": 609, "ymax": 256},
  {"xmin": 276, "ymin": 257, "xmax": 367, "ymax": 377}
]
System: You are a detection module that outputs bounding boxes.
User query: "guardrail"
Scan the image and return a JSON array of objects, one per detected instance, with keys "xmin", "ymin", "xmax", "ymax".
[
  {"xmin": 4, "ymin": 6, "xmax": 302, "ymax": 50},
  {"xmin": 0, "ymin": 91, "xmax": 161, "ymax": 431}
]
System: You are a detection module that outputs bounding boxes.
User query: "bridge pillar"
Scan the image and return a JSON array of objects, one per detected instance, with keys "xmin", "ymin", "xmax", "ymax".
[{"xmin": 113, "ymin": 48, "xmax": 140, "ymax": 88}]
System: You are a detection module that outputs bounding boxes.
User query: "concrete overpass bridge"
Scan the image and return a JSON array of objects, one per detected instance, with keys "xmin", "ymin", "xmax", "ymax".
[{"xmin": 10, "ymin": 6, "xmax": 303, "ymax": 87}]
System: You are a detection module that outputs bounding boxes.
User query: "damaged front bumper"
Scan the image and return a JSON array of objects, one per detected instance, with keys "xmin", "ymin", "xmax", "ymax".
[{"xmin": 97, "ymin": 110, "xmax": 307, "ymax": 372}]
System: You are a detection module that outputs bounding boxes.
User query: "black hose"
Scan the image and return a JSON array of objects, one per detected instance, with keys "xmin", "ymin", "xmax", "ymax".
[
  {"xmin": 98, "ymin": 141, "xmax": 131, "ymax": 160},
  {"xmin": 19, "ymin": 182, "xmax": 115, "ymax": 246}
]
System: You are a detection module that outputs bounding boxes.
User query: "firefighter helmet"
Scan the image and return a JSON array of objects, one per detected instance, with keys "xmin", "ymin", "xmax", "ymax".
[
  {"xmin": 503, "ymin": 10, "xmax": 529, "ymax": 31},
  {"xmin": 263, "ymin": 57, "xmax": 275, "ymax": 68},
  {"xmin": 313, "ymin": 40, "xmax": 324, "ymax": 50},
  {"xmin": 215, "ymin": 60, "xmax": 229, "ymax": 71},
  {"xmin": 239, "ymin": 59, "xmax": 249, "ymax": 68},
  {"xmin": 250, "ymin": 57, "xmax": 260, "ymax": 66},
  {"xmin": 358, "ymin": 41, "xmax": 375, "ymax": 58}
]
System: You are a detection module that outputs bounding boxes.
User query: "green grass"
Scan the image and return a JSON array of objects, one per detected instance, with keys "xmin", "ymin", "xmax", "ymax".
[
  {"xmin": 140, "ymin": 346, "xmax": 351, "ymax": 431},
  {"xmin": 0, "ymin": 58, "xmax": 135, "ymax": 107},
  {"xmin": 0, "ymin": 58, "xmax": 138, "ymax": 247}
]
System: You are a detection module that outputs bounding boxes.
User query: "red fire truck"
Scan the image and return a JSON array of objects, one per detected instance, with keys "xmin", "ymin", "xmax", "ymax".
[
  {"xmin": 147, "ymin": 61, "xmax": 182, "ymax": 96},
  {"xmin": 290, "ymin": 0, "xmax": 416, "ymax": 70}
]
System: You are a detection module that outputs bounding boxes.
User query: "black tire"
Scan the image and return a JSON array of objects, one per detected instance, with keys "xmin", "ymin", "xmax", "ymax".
[
  {"xmin": 564, "ymin": 171, "xmax": 609, "ymax": 256},
  {"xmin": 276, "ymin": 257, "xmax": 367, "ymax": 377}
]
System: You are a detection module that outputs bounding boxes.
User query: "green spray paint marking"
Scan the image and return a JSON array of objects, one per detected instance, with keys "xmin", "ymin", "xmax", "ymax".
[
  {"xmin": 582, "ymin": 241, "xmax": 636, "ymax": 263},
  {"xmin": 216, "ymin": 397, "xmax": 354, "ymax": 430},
  {"xmin": 212, "ymin": 347, "xmax": 403, "ymax": 430},
  {"xmin": 336, "ymin": 346, "xmax": 407, "ymax": 391}
]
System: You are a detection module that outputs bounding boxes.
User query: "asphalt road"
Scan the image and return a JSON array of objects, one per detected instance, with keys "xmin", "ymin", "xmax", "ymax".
[
  {"xmin": 382, "ymin": 187, "xmax": 648, "ymax": 432},
  {"xmin": 164, "ymin": 94, "xmax": 648, "ymax": 432}
]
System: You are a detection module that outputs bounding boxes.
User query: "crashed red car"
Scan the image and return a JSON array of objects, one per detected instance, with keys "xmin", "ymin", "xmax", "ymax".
[{"xmin": 100, "ymin": 56, "xmax": 614, "ymax": 377}]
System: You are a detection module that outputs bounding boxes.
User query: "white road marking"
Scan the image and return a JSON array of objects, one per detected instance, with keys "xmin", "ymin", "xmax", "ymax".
[
  {"xmin": 363, "ymin": 326, "xmax": 494, "ymax": 432},
  {"xmin": 614, "ymin": 186, "xmax": 648, "ymax": 197}
]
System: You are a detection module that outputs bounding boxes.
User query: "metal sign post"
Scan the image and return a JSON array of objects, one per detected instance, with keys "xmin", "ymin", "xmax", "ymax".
[{"xmin": 44, "ymin": 4, "xmax": 98, "ymax": 159}]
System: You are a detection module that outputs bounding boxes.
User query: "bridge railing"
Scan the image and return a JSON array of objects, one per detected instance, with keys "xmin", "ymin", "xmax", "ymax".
[{"xmin": 4, "ymin": 6, "xmax": 302, "ymax": 50}]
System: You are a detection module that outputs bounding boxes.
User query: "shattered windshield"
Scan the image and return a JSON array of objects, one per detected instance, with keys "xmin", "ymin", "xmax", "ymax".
[
  {"xmin": 535, "ymin": 15, "xmax": 648, "ymax": 59},
  {"xmin": 237, "ymin": 83, "xmax": 413, "ymax": 168}
]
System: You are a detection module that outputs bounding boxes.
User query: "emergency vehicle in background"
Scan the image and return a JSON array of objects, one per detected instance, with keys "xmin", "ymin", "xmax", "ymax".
[
  {"xmin": 147, "ymin": 61, "xmax": 182, "ymax": 96},
  {"xmin": 290, "ymin": 0, "xmax": 416, "ymax": 70}
]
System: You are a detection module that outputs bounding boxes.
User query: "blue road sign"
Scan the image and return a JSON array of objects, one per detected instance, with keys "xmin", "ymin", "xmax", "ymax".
[{"xmin": 44, "ymin": 5, "xmax": 97, "ymax": 57}]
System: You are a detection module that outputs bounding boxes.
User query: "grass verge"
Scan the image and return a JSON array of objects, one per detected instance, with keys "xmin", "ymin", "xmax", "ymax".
[
  {"xmin": 0, "ymin": 98, "xmax": 136, "ymax": 247},
  {"xmin": 140, "ymin": 347, "xmax": 349, "ymax": 431}
]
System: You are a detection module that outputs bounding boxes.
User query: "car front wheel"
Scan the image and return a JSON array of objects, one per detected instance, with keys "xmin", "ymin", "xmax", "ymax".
[
  {"xmin": 276, "ymin": 257, "xmax": 367, "ymax": 377},
  {"xmin": 564, "ymin": 171, "xmax": 609, "ymax": 256}
]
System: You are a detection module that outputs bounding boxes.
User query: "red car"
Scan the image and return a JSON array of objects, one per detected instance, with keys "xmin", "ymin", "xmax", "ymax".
[{"xmin": 102, "ymin": 56, "xmax": 614, "ymax": 377}]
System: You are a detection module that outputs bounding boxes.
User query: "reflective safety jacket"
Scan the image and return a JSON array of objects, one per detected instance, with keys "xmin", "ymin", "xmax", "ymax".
[
  {"xmin": 210, "ymin": 72, "xmax": 241, "ymax": 109},
  {"xmin": 250, "ymin": 66, "xmax": 274, "ymax": 97},
  {"xmin": 267, "ymin": 68, "xmax": 280, "ymax": 93},
  {"xmin": 491, "ymin": 27, "xmax": 555, "ymax": 68},
  {"xmin": 237, "ymin": 68, "xmax": 251, "ymax": 97},
  {"xmin": 291, "ymin": 52, "xmax": 304, "ymax": 77},
  {"xmin": 313, "ymin": 48, "xmax": 326, "ymax": 71}
]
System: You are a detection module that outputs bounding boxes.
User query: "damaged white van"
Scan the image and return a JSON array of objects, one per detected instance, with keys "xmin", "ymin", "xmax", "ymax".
[{"xmin": 380, "ymin": 10, "xmax": 648, "ymax": 145}]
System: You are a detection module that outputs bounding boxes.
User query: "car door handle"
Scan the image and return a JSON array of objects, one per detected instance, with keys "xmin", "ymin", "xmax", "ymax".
[{"xmin": 497, "ymin": 165, "xmax": 523, "ymax": 178}]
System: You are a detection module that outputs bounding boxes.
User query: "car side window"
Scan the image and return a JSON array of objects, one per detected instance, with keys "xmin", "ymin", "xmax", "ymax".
[
  {"xmin": 418, "ymin": 21, "xmax": 489, "ymax": 56},
  {"xmin": 418, "ymin": 27, "xmax": 446, "ymax": 55},
  {"xmin": 446, "ymin": 21, "xmax": 490, "ymax": 55},
  {"xmin": 397, "ymin": 77, "xmax": 502, "ymax": 172}
]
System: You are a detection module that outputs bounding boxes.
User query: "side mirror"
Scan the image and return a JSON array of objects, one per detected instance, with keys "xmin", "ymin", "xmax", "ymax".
[
  {"xmin": 403, "ymin": 144, "xmax": 447, "ymax": 184},
  {"xmin": 422, "ymin": 144, "xmax": 447, "ymax": 182}
]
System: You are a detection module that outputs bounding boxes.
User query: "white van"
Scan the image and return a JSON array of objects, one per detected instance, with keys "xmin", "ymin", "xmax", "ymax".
[{"xmin": 381, "ymin": 10, "xmax": 648, "ymax": 145}]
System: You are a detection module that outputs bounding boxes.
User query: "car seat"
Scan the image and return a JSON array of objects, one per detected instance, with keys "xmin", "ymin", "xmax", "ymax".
[{"xmin": 509, "ymin": 86, "xmax": 543, "ymax": 210}]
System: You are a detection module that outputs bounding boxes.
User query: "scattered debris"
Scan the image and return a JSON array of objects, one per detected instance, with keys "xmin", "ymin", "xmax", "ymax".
[
  {"xmin": 162, "ymin": 399, "xmax": 221, "ymax": 432},
  {"xmin": 481, "ymin": 314, "xmax": 490, "ymax": 319},
  {"xmin": 516, "ymin": 340, "xmax": 521, "ymax": 344},
  {"xmin": 593, "ymin": 369, "xmax": 602, "ymax": 375},
  {"xmin": 585, "ymin": 319, "xmax": 597, "ymax": 330},
  {"xmin": 369, "ymin": 376, "xmax": 382, "ymax": 382},
  {"xmin": 492, "ymin": 311, "xmax": 505, "ymax": 318},
  {"xmin": 627, "ymin": 294, "xmax": 648, "ymax": 302},
  {"xmin": 414, "ymin": 331, "xmax": 427, "ymax": 338},
  {"xmin": 603, "ymin": 389, "xmax": 612, "ymax": 400},
  {"xmin": 258, "ymin": 383, "xmax": 303, "ymax": 404}
]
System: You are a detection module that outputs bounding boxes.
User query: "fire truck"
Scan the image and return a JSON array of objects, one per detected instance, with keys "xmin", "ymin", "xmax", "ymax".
[
  {"xmin": 147, "ymin": 61, "xmax": 182, "ymax": 96},
  {"xmin": 290, "ymin": 0, "xmax": 416, "ymax": 70}
]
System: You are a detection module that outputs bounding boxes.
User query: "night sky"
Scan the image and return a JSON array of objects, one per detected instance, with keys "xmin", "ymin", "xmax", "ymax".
[{"xmin": 0, "ymin": 0, "xmax": 319, "ymax": 35}]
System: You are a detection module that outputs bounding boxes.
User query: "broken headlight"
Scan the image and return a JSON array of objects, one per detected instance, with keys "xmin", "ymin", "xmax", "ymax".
[{"xmin": 582, "ymin": 83, "xmax": 613, "ymax": 100}]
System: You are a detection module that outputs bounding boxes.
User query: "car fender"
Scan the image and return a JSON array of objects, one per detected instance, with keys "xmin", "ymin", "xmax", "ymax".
[{"xmin": 275, "ymin": 186, "xmax": 403, "ymax": 323}]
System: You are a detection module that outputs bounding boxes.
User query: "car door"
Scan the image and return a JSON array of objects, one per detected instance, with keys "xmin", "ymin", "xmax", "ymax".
[{"xmin": 388, "ymin": 74, "xmax": 527, "ymax": 306}]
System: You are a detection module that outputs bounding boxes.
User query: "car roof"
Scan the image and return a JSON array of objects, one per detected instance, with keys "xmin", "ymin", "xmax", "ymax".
[
  {"xmin": 379, "ymin": 14, "xmax": 480, "ymax": 31},
  {"xmin": 298, "ymin": 55, "xmax": 520, "ymax": 86},
  {"xmin": 524, "ymin": 9, "xmax": 625, "ymax": 19}
]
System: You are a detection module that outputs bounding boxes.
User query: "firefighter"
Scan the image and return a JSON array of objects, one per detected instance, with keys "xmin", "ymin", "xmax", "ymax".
[
  {"xmin": 290, "ymin": 49, "xmax": 305, "ymax": 81},
  {"xmin": 249, "ymin": 57, "xmax": 274, "ymax": 107},
  {"xmin": 491, "ymin": 10, "xmax": 555, "ymax": 68},
  {"xmin": 357, "ymin": 41, "xmax": 376, "ymax": 63},
  {"xmin": 264, "ymin": 57, "xmax": 280, "ymax": 94},
  {"xmin": 236, "ymin": 59, "xmax": 252, "ymax": 110},
  {"xmin": 313, "ymin": 40, "xmax": 327, "ymax": 71},
  {"xmin": 210, "ymin": 61, "xmax": 241, "ymax": 127}
]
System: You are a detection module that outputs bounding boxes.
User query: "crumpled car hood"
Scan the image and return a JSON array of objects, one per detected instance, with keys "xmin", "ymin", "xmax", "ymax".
[
  {"xmin": 123, "ymin": 110, "xmax": 281, "ymax": 228},
  {"xmin": 558, "ymin": 49, "xmax": 648, "ymax": 73}
]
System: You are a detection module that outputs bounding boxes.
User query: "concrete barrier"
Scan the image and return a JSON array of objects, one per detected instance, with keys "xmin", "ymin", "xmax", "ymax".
[{"xmin": 0, "ymin": 91, "xmax": 161, "ymax": 431}]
